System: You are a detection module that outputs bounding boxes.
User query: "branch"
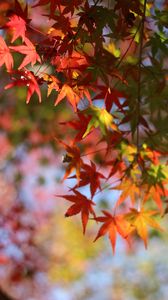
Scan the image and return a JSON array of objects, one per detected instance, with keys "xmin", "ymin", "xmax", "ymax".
[{"xmin": 136, "ymin": 0, "xmax": 147, "ymax": 149}]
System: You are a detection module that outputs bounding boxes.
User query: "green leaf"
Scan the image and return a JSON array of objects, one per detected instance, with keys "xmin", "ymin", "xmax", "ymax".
[{"xmin": 82, "ymin": 106, "xmax": 117, "ymax": 138}]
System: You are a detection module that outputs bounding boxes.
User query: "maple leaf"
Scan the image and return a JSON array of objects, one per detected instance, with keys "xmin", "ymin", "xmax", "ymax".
[
  {"xmin": 143, "ymin": 185, "xmax": 166, "ymax": 213},
  {"xmin": 5, "ymin": 69, "xmax": 41, "ymax": 103},
  {"xmin": 0, "ymin": 36, "xmax": 13, "ymax": 71},
  {"xmin": 94, "ymin": 210, "xmax": 131, "ymax": 253},
  {"xmin": 51, "ymin": 14, "xmax": 72, "ymax": 35},
  {"xmin": 57, "ymin": 190, "xmax": 96, "ymax": 234},
  {"xmin": 82, "ymin": 105, "xmax": 118, "ymax": 138},
  {"xmin": 55, "ymin": 84, "xmax": 81, "ymax": 111},
  {"xmin": 94, "ymin": 86, "xmax": 127, "ymax": 112},
  {"xmin": 6, "ymin": 14, "xmax": 26, "ymax": 43},
  {"xmin": 9, "ymin": 37, "xmax": 41, "ymax": 70},
  {"xmin": 120, "ymin": 141, "xmax": 137, "ymax": 162},
  {"xmin": 58, "ymin": 140, "xmax": 83, "ymax": 182},
  {"xmin": 70, "ymin": 161, "xmax": 105, "ymax": 198},
  {"xmin": 125, "ymin": 208, "xmax": 163, "ymax": 248},
  {"xmin": 143, "ymin": 163, "xmax": 168, "ymax": 211},
  {"xmin": 107, "ymin": 159, "xmax": 125, "ymax": 179},
  {"xmin": 59, "ymin": 113, "xmax": 91, "ymax": 142},
  {"xmin": 114, "ymin": 178, "xmax": 140, "ymax": 207},
  {"xmin": 42, "ymin": 73, "xmax": 60, "ymax": 96}
]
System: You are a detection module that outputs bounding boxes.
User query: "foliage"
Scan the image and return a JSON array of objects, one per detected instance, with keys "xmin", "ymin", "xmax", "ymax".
[{"xmin": 0, "ymin": 0, "xmax": 168, "ymax": 256}]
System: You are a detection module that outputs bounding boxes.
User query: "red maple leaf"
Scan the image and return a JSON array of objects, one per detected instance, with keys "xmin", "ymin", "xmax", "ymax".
[
  {"xmin": 94, "ymin": 86, "xmax": 127, "ymax": 112},
  {"xmin": 6, "ymin": 14, "xmax": 26, "ymax": 43},
  {"xmin": 70, "ymin": 161, "xmax": 105, "ymax": 198},
  {"xmin": 107, "ymin": 158, "xmax": 125, "ymax": 179},
  {"xmin": 5, "ymin": 69, "xmax": 41, "ymax": 103},
  {"xmin": 10, "ymin": 37, "xmax": 41, "ymax": 70},
  {"xmin": 94, "ymin": 210, "xmax": 131, "ymax": 253},
  {"xmin": 51, "ymin": 14, "xmax": 72, "ymax": 34},
  {"xmin": 0, "ymin": 36, "xmax": 13, "ymax": 71},
  {"xmin": 57, "ymin": 190, "xmax": 96, "ymax": 234},
  {"xmin": 59, "ymin": 112, "xmax": 91, "ymax": 142}
]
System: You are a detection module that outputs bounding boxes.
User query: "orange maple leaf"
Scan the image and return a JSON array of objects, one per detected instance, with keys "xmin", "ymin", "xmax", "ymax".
[
  {"xmin": 42, "ymin": 73, "xmax": 60, "ymax": 96},
  {"xmin": 143, "ymin": 184, "xmax": 166, "ymax": 213},
  {"xmin": 125, "ymin": 208, "xmax": 163, "ymax": 248},
  {"xmin": 55, "ymin": 84, "xmax": 81, "ymax": 111},
  {"xmin": 94, "ymin": 210, "xmax": 131, "ymax": 253},
  {"xmin": 114, "ymin": 178, "xmax": 140, "ymax": 207},
  {"xmin": 59, "ymin": 140, "xmax": 84, "ymax": 182}
]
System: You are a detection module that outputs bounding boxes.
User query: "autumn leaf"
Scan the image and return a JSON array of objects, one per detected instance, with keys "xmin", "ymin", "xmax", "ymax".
[
  {"xmin": 106, "ymin": 159, "xmax": 125, "ymax": 179},
  {"xmin": 143, "ymin": 163, "xmax": 168, "ymax": 211},
  {"xmin": 42, "ymin": 73, "xmax": 60, "ymax": 96},
  {"xmin": 5, "ymin": 69, "xmax": 41, "ymax": 103},
  {"xmin": 94, "ymin": 210, "xmax": 131, "ymax": 253},
  {"xmin": 120, "ymin": 141, "xmax": 137, "ymax": 162},
  {"xmin": 6, "ymin": 14, "xmax": 26, "ymax": 43},
  {"xmin": 58, "ymin": 140, "xmax": 84, "ymax": 182},
  {"xmin": 93, "ymin": 86, "xmax": 127, "ymax": 112},
  {"xmin": 55, "ymin": 84, "xmax": 81, "ymax": 112},
  {"xmin": 59, "ymin": 113, "xmax": 91, "ymax": 142},
  {"xmin": 57, "ymin": 190, "xmax": 96, "ymax": 234},
  {"xmin": 82, "ymin": 105, "xmax": 118, "ymax": 138},
  {"xmin": 0, "ymin": 36, "xmax": 13, "ymax": 71},
  {"xmin": 114, "ymin": 178, "xmax": 140, "ymax": 207},
  {"xmin": 125, "ymin": 208, "xmax": 163, "ymax": 248},
  {"xmin": 10, "ymin": 37, "xmax": 41, "ymax": 70},
  {"xmin": 143, "ymin": 185, "xmax": 166, "ymax": 213},
  {"xmin": 70, "ymin": 161, "xmax": 105, "ymax": 198}
]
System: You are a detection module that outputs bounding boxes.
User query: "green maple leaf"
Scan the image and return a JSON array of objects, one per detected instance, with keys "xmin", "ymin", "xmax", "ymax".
[{"xmin": 82, "ymin": 105, "xmax": 117, "ymax": 138}]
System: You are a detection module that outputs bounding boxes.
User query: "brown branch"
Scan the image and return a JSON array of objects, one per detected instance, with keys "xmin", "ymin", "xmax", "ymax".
[{"xmin": 136, "ymin": 0, "xmax": 147, "ymax": 150}]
